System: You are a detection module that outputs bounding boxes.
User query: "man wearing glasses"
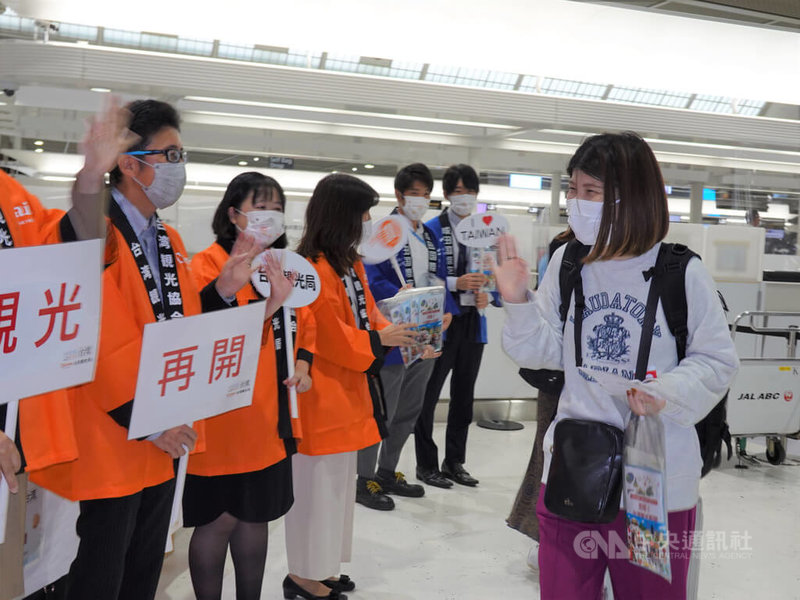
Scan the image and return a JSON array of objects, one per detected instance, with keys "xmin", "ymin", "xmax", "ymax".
[{"xmin": 30, "ymin": 99, "xmax": 261, "ymax": 600}]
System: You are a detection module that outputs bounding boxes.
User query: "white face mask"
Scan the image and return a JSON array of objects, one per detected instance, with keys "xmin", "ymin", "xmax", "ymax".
[
  {"xmin": 402, "ymin": 196, "xmax": 429, "ymax": 222},
  {"xmin": 360, "ymin": 219, "xmax": 373, "ymax": 246},
  {"xmin": 449, "ymin": 193, "xmax": 477, "ymax": 217},
  {"xmin": 567, "ymin": 198, "xmax": 604, "ymax": 246},
  {"xmin": 237, "ymin": 209, "xmax": 284, "ymax": 247},
  {"xmin": 132, "ymin": 159, "xmax": 186, "ymax": 210}
]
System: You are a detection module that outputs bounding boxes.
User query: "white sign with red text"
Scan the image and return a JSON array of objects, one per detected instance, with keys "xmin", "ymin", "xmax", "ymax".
[
  {"xmin": 250, "ymin": 249, "xmax": 321, "ymax": 309},
  {"xmin": 454, "ymin": 213, "xmax": 510, "ymax": 248},
  {"xmin": 0, "ymin": 239, "xmax": 103, "ymax": 402},
  {"xmin": 128, "ymin": 301, "xmax": 265, "ymax": 439},
  {"xmin": 361, "ymin": 215, "xmax": 409, "ymax": 265}
]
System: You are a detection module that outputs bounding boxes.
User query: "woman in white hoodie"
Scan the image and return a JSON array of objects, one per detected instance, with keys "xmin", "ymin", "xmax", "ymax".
[{"xmin": 495, "ymin": 132, "xmax": 738, "ymax": 600}]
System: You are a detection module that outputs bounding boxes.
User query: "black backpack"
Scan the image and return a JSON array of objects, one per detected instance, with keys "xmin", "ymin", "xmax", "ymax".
[{"xmin": 554, "ymin": 240, "xmax": 732, "ymax": 477}]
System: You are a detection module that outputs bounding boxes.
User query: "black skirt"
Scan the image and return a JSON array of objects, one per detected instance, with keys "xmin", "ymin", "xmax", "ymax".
[{"xmin": 182, "ymin": 455, "xmax": 293, "ymax": 527}]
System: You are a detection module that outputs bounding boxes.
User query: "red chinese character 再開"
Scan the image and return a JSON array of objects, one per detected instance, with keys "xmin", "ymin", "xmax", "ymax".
[
  {"xmin": 158, "ymin": 345, "xmax": 198, "ymax": 396},
  {"xmin": 0, "ymin": 292, "xmax": 20, "ymax": 353},
  {"xmin": 208, "ymin": 335, "xmax": 245, "ymax": 383},
  {"xmin": 35, "ymin": 283, "xmax": 81, "ymax": 348}
]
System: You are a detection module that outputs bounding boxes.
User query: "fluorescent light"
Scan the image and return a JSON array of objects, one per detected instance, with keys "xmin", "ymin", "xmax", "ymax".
[
  {"xmin": 34, "ymin": 148, "xmax": 44, "ymax": 153},
  {"xmin": 238, "ymin": 161, "xmax": 248, "ymax": 166},
  {"xmin": 351, "ymin": 167, "xmax": 358, "ymax": 171},
  {"xmin": 182, "ymin": 96, "xmax": 517, "ymax": 130},
  {"xmin": 509, "ymin": 174, "xmax": 542, "ymax": 190},
  {"xmin": 40, "ymin": 175, "xmax": 76, "ymax": 182},
  {"xmin": 34, "ymin": 140, "xmax": 44, "ymax": 146},
  {"xmin": 90, "ymin": 87, "xmax": 111, "ymax": 93},
  {"xmin": 253, "ymin": 157, "xmax": 259, "ymax": 162},
  {"xmin": 184, "ymin": 184, "xmax": 227, "ymax": 192},
  {"xmin": 538, "ymin": 129, "xmax": 589, "ymax": 136},
  {"xmin": 364, "ymin": 164, "xmax": 375, "ymax": 169}
]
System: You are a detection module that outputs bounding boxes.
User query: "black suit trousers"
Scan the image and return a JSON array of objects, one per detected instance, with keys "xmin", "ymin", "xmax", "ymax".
[{"xmin": 414, "ymin": 313, "xmax": 484, "ymax": 469}]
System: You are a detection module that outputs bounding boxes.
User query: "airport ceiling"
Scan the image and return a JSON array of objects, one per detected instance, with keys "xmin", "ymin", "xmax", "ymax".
[
  {"xmin": 0, "ymin": 10, "xmax": 798, "ymax": 198},
  {"xmin": 578, "ymin": 0, "xmax": 800, "ymax": 32}
]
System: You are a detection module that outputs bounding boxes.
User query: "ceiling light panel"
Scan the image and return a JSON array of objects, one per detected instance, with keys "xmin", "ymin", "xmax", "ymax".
[
  {"xmin": 606, "ymin": 86, "xmax": 692, "ymax": 108},
  {"xmin": 539, "ymin": 78, "xmax": 607, "ymax": 100},
  {"xmin": 424, "ymin": 65, "xmax": 518, "ymax": 90}
]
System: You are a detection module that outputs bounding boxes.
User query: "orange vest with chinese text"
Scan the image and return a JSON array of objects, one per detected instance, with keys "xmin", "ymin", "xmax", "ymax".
[
  {"xmin": 29, "ymin": 211, "xmax": 203, "ymax": 501},
  {"xmin": 187, "ymin": 242, "xmax": 316, "ymax": 476},
  {"xmin": 0, "ymin": 172, "xmax": 79, "ymax": 474},
  {"xmin": 296, "ymin": 256, "xmax": 389, "ymax": 456}
]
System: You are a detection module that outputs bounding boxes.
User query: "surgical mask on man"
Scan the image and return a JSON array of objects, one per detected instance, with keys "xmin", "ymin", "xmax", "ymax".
[
  {"xmin": 402, "ymin": 196, "xmax": 429, "ymax": 222},
  {"xmin": 449, "ymin": 194, "xmax": 477, "ymax": 217},
  {"xmin": 237, "ymin": 209, "xmax": 285, "ymax": 247},
  {"xmin": 132, "ymin": 159, "xmax": 186, "ymax": 209},
  {"xmin": 567, "ymin": 198, "xmax": 604, "ymax": 246}
]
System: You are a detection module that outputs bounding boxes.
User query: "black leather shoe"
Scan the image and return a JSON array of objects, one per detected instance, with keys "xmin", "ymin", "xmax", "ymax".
[
  {"xmin": 441, "ymin": 461, "xmax": 479, "ymax": 486},
  {"xmin": 283, "ymin": 575, "xmax": 346, "ymax": 599},
  {"xmin": 415, "ymin": 466, "xmax": 453, "ymax": 489},
  {"xmin": 355, "ymin": 478, "xmax": 395, "ymax": 511},
  {"xmin": 376, "ymin": 470, "xmax": 425, "ymax": 497},
  {"xmin": 321, "ymin": 574, "xmax": 355, "ymax": 593}
]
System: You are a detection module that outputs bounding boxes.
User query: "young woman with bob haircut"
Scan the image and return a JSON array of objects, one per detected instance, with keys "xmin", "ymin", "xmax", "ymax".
[
  {"xmin": 495, "ymin": 132, "xmax": 738, "ymax": 599},
  {"xmin": 185, "ymin": 172, "xmax": 313, "ymax": 600},
  {"xmin": 284, "ymin": 174, "xmax": 416, "ymax": 600}
]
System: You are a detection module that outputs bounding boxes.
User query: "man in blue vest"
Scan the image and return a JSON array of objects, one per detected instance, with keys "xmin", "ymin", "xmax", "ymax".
[
  {"xmin": 415, "ymin": 164, "xmax": 497, "ymax": 488},
  {"xmin": 357, "ymin": 163, "xmax": 456, "ymax": 510}
]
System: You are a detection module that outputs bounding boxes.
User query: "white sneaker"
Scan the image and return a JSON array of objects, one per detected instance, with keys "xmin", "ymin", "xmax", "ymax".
[{"xmin": 526, "ymin": 542, "xmax": 539, "ymax": 572}]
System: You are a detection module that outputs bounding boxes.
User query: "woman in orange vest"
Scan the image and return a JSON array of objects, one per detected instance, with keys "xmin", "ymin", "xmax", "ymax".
[
  {"xmin": 185, "ymin": 172, "xmax": 315, "ymax": 600},
  {"xmin": 283, "ymin": 174, "xmax": 416, "ymax": 600}
]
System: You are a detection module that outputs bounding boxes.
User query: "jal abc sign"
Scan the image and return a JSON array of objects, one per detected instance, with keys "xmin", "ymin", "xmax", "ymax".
[{"xmin": 736, "ymin": 390, "xmax": 794, "ymax": 402}]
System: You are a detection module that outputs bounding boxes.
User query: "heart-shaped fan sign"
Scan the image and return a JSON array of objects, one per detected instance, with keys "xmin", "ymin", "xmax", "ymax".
[
  {"xmin": 250, "ymin": 249, "xmax": 320, "ymax": 308},
  {"xmin": 454, "ymin": 212, "xmax": 510, "ymax": 248},
  {"xmin": 361, "ymin": 215, "xmax": 410, "ymax": 265}
]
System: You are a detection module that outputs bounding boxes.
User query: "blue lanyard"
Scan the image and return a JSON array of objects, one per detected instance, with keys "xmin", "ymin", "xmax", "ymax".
[{"xmin": 409, "ymin": 229, "xmax": 426, "ymax": 245}]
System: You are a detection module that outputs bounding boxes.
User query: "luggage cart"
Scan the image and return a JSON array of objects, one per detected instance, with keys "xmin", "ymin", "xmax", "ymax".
[{"xmin": 726, "ymin": 311, "xmax": 800, "ymax": 466}]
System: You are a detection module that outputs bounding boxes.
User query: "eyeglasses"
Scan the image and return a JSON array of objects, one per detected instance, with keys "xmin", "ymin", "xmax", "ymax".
[{"xmin": 125, "ymin": 148, "xmax": 188, "ymax": 164}]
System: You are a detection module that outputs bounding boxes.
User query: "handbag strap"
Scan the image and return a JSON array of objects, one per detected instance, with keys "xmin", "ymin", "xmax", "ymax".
[{"xmin": 636, "ymin": 252, "xmax": 664, "ymax": 381}]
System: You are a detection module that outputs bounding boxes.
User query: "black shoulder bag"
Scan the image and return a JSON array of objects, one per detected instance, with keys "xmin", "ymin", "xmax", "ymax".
[{"xmin": 544, "ymin": 244, "xmax": 664, "ymax": 523}]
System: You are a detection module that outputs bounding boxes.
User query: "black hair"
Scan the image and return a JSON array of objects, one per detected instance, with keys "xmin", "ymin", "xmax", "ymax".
[
  {"xmin": 567, "ymin": 131, "xmax": 669, "ymax": 262},
  {"xmin": 109, "ymin": 99, "xmax": 181, "ymax": 186},
  {"xmin": 211, "ymin": 172, "xmax": 287, "ymax": 249},
  {"xmin": 296, "ymin": 174, "xmax": 379, "ymax": 277},
  {"xmin": 394, "ymin": 163, "xmax": 433, "ymax": 194},
  {"xmin": 442, "ymin": 164, "xmax": 479, "ymax": 197}
]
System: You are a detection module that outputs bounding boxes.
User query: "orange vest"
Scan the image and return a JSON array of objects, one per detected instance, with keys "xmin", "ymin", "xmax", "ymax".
[
  {"xmin": 0, "ymin": 172, "xmax": 79, "ymax": 474},
  {"xmin": 29, "ymin": 212, "xmax": 204, "ymax": 501},
  {"xmin": 296, "ymin": 256, "xmax": 390, "ymax": 456},
  {"xmin": 187, "ymin": 242, "xmax": 316, "ymax": 477}
]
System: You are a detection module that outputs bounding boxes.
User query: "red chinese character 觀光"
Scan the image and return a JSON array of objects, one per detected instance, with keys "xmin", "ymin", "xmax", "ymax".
[
  {"xmin": 158, "ymin": 345, "xmax": 198, "ymax": 396},
  {"xmin": 0, "ymin": 292, "xmax": 20, "ymax": 353},
  {"xmin": 35, "ymin": 283, "xmax": 82, "ymax": 348}
]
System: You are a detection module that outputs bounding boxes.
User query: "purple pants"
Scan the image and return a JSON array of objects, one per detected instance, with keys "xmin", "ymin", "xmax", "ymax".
[{"xmin": 536, "ymin": 485, "xmax": 696, "ymax": 600}]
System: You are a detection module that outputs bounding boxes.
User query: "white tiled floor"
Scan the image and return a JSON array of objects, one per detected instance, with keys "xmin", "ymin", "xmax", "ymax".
[{"xmin": 156, "ymin": 423, "xmax": 800, "ymax": 600}]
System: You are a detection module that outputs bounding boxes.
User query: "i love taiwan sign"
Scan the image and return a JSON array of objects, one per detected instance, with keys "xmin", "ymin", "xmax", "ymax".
[{"xmin": 454, "ymin": 213, "xmax": 510, "ymax": 248}]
